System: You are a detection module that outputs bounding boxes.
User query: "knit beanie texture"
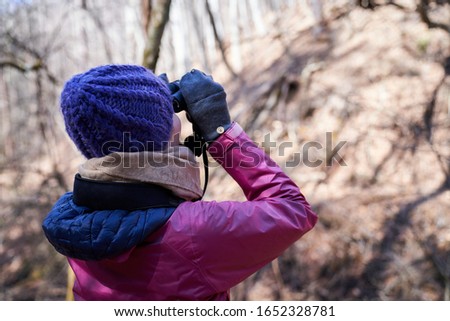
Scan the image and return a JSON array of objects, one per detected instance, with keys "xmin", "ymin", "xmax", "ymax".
[{"xmin": 61, "ymin": 65, "xmax": 173, "ymax": 159}]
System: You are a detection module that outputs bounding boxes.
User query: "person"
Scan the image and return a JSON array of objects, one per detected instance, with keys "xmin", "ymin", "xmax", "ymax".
[{"xmin": 42, "ymin": 64, "xmax": 318, "ymax": 300}]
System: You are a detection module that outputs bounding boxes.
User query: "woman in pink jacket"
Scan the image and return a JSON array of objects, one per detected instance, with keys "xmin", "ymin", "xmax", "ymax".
[{"xmin": 42, "ymin": 65, "xmax": 317, "ymax": 300}]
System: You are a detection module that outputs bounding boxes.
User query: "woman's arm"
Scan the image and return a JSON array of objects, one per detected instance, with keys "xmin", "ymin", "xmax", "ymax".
[{"xmin": 174, "ymin": 122, "xmax": 317, "ymax": 292}]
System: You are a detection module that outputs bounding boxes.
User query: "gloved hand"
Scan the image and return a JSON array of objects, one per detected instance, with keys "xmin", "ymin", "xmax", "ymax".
[
  {"xmin": 159, "ymin": 73, "xmax": 185, "ymax": 113},
  {"xmin": 158, "ymin": 73, "xmax": 170, "ymax": 85},
  {"xmin": 179, "ymin": 69, "xmax": 231, "ymax": 142}
]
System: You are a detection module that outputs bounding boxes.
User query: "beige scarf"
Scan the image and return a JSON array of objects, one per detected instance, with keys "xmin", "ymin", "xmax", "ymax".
[{"xmin": 78, "ymin": 146, "xmax": 203, "ymax": 201}]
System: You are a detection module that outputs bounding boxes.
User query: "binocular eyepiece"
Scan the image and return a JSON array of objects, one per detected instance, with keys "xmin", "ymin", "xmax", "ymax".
[
  {"xmin": 172, "ymin": 91, "xmax": 187, "ymax": 113},
  {"xmin": 168, "ymin": 80, "xmax": 187, "ymax": 113}
]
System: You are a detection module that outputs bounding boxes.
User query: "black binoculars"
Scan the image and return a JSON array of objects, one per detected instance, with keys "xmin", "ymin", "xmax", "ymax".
[
  {"xmin": 168, "ymin": 80, "xmax": 187, "ymax": 113},
  {"xmin": 166, "ymin": 75, "xmax": 209, "ymax": 196}
]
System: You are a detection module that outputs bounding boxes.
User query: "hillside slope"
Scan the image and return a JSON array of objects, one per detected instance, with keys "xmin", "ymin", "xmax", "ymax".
[
  {"xmin": 210, "ymin": 5, "xmax": 450, "ymax": 300},
  {"xmin": 0, "ymin": 4, "xmax": 448, "ymax": 300}
]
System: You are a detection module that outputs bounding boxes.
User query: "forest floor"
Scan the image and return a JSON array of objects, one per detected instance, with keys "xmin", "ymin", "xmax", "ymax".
[
  {"xmin": 1, "ymin": 4, "xmax": 449, "ymax": 300},
  {"xmin": 215, "ymin": 4, "xmax": 450, "ymax": 300}
]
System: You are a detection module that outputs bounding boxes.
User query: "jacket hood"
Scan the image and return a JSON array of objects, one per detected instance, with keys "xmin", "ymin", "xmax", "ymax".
[{"xmin": 42, "ymin": 192, "xmax": 176, "ymax": 260}]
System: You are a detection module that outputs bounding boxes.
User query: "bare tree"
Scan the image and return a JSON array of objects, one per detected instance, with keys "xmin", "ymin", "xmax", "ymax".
[
  {"xmin": 80, "ymin": 1, "xmax": 114, "ymax": 62},
  {"xmin": 142, "ymin": 0, "xmax": 172, "ymax": 71}
]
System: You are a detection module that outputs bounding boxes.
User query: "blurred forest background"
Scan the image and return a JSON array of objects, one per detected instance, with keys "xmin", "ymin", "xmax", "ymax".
[{"xmin": 0, "ymin": 0, "xmax": 449, "ymax": 300}]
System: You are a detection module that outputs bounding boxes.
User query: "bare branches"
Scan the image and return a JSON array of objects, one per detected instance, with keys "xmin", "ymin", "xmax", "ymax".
[
  {"xmin": 2, "ymin": 32, "xmax": 59, "ymax": 84},
  {"xmin": 385, "ymin": 1, "xmax": 408, "ymax": 10},
  {"xmin": 417, "ymin": 0, "xmax": 450, "ymax": 33},
  {"xmin": 205, "ymin": 0, "xmax": 237, "ymax": 77},
  {"xmin": 0, "ymin": 58, "xmax": 58, "ymax": 84},
  {"xmin": 413, "ymin": 229, "xmax": 450, "ymax": 301},
  {"xmin": 81, "ymin": 1, "xmax": 114, "ymax": 61},
  {"xmin": 0, "ymin": 59, "xmax": 28, "ymax": 73},
  {"xmin": 6, "ymin": 31, "xmax": 43, "ymax": 59}
]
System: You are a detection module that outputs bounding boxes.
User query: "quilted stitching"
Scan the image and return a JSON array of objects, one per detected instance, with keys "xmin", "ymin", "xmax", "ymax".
[{"xmin": 42, "ymin": 192, "xmax": 176, "ymax": 260}]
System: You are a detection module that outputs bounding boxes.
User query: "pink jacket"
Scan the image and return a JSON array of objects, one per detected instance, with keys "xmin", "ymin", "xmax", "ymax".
[{"xmin": 68, "ymin": 123, "xmax": 317, "ymax": 300}]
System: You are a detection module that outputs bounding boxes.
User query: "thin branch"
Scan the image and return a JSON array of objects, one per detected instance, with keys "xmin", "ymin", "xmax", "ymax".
[
  {"xmin": 42, "ymin": 9, "xmax": 72, "ymax": 59},
  {"xmin": 6, "ymin": 31, "xmax": 43, "ymax": 59},
  {"xmin": 0, "ymin": 60, "xmax": 28, "ymax": 73},
  {"xmin": 0, "ymin": 58, "xmax": 58, "ymax": 84},
  {"xmin": 0, "ymin": 59, "xmax": 41, "ymax": 72},
  {"xmin": 81, "ymin": 1, "xmax": 114, "ymax": 61},
  {"xmin": 385, "ymin": 1, "xmax": 408, "ymax": 10},
  {"xmin": 205, "ymin": 0, "xmax": 238, "ymax": 77},
  {"xmin": 4, "ymin": 32, "xmax": 52, "ymax": 78},
  {"xmin": 422, "ymin": 72, "xmax": 449, "ymax": 179},
  {"xmin": 417, "ymin": 0, "xmax": 450, "ymax": 33}
]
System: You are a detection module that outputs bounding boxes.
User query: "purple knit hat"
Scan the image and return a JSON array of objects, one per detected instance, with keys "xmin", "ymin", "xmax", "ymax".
[{"xmin": 60, "ymin": 65, "xmax": 173, "ymax": 158}]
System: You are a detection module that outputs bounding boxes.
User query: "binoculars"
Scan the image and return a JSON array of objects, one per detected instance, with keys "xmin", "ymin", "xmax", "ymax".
[
  {"xmin": 165, "ymin": 74, "xmax": 210, "ymax": 197},
  {"xmin": 167, "ymin": 80, "xmax": 187, "ymax": 113},
  {"xmin": 167, "ymin": 79, "xmax": 204, "ymax": 158}
]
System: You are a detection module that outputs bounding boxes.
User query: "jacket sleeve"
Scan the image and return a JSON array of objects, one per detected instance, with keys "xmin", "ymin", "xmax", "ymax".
[{"xmin": 174, "ymin": 122, "xmax": 318, "ymax": 292}]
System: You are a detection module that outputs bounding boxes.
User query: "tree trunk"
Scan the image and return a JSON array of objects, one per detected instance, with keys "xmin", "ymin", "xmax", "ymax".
[
  {"xmin": 0, "ymin": 69, "xmax": 14, "ymax": 159},
  {"xmin": 142, "ymin": 0, "xmax": 172, "ymax": 71}
]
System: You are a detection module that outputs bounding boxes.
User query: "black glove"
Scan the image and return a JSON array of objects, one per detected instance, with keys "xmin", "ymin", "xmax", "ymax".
[
  {"xmin": 159, "ymin": 73, "xmax": 186, "ymax": 113},
  {"xmin": 179, "ymin": 69, "xmax": 231, "ymax": 142},
  {"xmin": 158, "ymin": 73, "xmax": 170, "ymax": 85}
]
